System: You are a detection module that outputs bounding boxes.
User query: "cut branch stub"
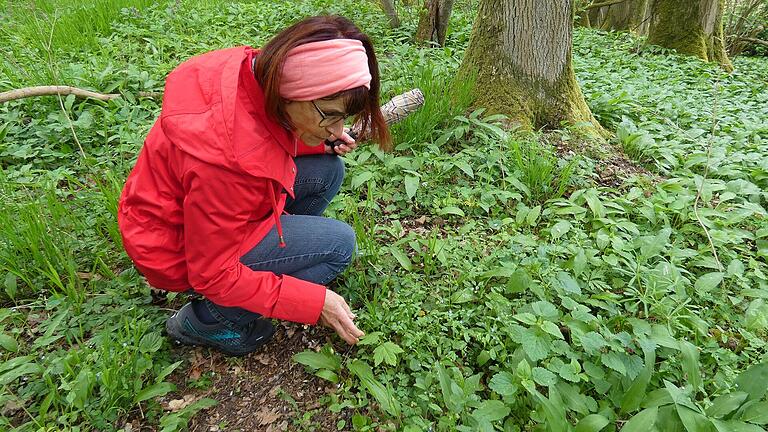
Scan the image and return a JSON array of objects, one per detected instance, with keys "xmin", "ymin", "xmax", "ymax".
[{"xmin": 0, "ymin": 86, "xmax": 161, "ymax": 103}]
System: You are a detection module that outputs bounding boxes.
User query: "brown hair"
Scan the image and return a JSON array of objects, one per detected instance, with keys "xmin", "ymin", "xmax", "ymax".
[{"xmin": 254, "ymin": 15, "xmax": 391, "ymax": 151}]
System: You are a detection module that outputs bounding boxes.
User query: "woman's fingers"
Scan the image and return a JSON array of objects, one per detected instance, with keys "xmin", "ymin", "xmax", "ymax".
[{"xmin": 320, "ymin": 290, "xmax": 363, "ymax": 344}]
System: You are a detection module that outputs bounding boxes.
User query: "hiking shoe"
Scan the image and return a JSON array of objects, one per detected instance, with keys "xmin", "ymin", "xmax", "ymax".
[{"xmin": 165, "ymin": 301, "xmax": 275, "ymax": 356}]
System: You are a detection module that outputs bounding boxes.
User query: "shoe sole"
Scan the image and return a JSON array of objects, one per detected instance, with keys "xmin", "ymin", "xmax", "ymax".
[{"xmin": 165, "ymin": 312, "xmax": 275, "ymax": 357}]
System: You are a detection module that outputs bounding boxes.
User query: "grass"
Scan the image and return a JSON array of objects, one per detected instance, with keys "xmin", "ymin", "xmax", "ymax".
[{"xmin": 1, "ymin": 0, "xmax": 768, "ymax": 431}]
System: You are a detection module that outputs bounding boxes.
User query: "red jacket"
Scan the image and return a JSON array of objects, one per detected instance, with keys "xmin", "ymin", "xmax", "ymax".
[{"xmin": 118, "ymin": 46, "xmax": 327, "ymax": 325}]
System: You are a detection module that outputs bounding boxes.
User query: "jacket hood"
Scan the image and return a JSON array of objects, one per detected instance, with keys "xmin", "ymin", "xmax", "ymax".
[{"xmin": 158, "ymin": 46, "xmax": 298, "ymax": 188}]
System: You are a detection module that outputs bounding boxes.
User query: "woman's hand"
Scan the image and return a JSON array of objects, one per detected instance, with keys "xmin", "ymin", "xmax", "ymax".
[
  {"xmin": 319, "ymin": 289, "xmax": 364, "ymax": 344},
  {"xmin": 324, "ymin": 130, "xmax": 358, "ymax": 156}
]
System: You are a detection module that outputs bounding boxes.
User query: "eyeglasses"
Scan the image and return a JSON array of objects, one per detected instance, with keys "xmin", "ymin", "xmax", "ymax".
[{"xmin": 311, "ymin": 100, "xmax": 349, "ymax": 127}]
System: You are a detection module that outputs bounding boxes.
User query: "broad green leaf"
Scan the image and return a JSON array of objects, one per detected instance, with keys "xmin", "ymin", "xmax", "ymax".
[
  {"xmin": 675, "ymin": 406, "xmax": 712, "ymax": 432},
  {"xmin": 533, "ymin": 367, "xmax": 558, "ymax": 387},
  {"xmin": 575, "ymin": 414, "xmax": 610, "ymax": 432},
  {"xmin": 584, "ymin": 189, "xmax": 606, "ymax": 219},
  {"xmin": 529, "ymin": 386, "xmax": 568, "ymax": 432},
  {"xmin": 621, "ymin": 342, "xmax": 656, "ymax": 413},
  {"xmin": 373, "ymin": 342, "xmax": 404, "ymax": 367},
  {"xmin": 0, "ymin": 358, "xmax": 42, "ymax": 386},
  {"xmin": 0, "ymin": 333, "xmax": 17, "ymax": 352},
  {"xmin": 712, "ymin": 419, "xmax": 766, "ymax": 432},
  {"xmin": 579, "ymin": 332, "xmax": 608, "ymax": 355},
  {"xmin": 349, "ymin": 360, "xmax": 400, "ymax": 417},
  {"xmin": 134, "ymin": 382, "xmax": 175, "ymax": 404},
  {"xmin": 507, "ymin": 269, "xmax": 532, "ymax": 293},
  {"xmin": 404, "ymin": 175, "xmax": 419, "ymax": 200},
  {"xmin": 601, "ymin": 352, "xmax": 627, "ymax": 376},
  {"xmin": 315, "ymin": 369, "xmax": 338, "ymax": 383},
  {"xmin": 735, "ymin": 363, "xmax": 768, "ymax": 402},
  {"xmin": 694, "ymin": 272, "xmax": 724, "ymax": 294},
  {"xmin": 436, "ymin": 365, "xmax": 464, "ymax": 413},
  {"xmin": 472, "ymin": 400, "xmax": 510, "ymax": 423},
  {"xmin": 3, "ymin": 272, "xmax": 16, "ymax": 299},
  {"xmin": 705, "ymin": 392, "xmax": 748, "ymax": 419},
  {"xmin": 557, "ymin": 271, "xmax": 582, "ymax": 295},
  {"xmin": 622, "ymin": 407, "xmax": 658, "ymax": 432},
  {"xmin": 139, "ymin": 332, "xmax": 164, "ymax": 353},
  {"xmin": 740, "ymin": 401, "xmax": 768, "ymax": 424},
  {"xmin": 489, "ymin": 372, "xmax": 517, "ymax": 397},
  {"xmin": 679, "ymin": 342, "xmax": 702, "ymax": 392},
  {"xmin": 526, "ymin": 205, "xmax": 542, "ymax": 225},
  {"xmin": 513, "ymin": 313, "xmax": 537, "ymax": 325},
  {"xmin": 439, "ymin": 206, "xmax": 465, "ymax": 217},
  {"xmin": 293, "ymin": 349, "xmax": 341, "ymax": 371},
  {"xmin": 389, "ymin": 246, "xmax": 412, "ymax": 271},
  {"xmin": 481, "ymin": 265, "xmax": 519, "ymax": 279},
  {"xmin": 551, "ymin": 220, "xmax": 572, "ymax": 240},
  {"xmin": 451, "ymin": 288, "xmax": 475, "ymax": 303},
  {"xmin": 351, "ymin": 171, "xmax": 374, "ymax": 189},
  {"xmin": 67, "ymin": 369, "xmax": 94, "ymax": 409},
  {"xmin": 541, "ymin": 321, "xmax": 565, "ymax": 339}
]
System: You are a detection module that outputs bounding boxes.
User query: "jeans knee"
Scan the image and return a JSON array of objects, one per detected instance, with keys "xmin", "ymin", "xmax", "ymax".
[{"xmin": 333, "ymin": 221, "xmax": 356, "ymax": 267}]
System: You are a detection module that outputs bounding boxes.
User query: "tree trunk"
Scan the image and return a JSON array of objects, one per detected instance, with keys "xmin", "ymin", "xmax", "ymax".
[
  {"xmin": 380, "ymin": 0, "xmax": 401, "ymax": 28},
  {"xmin": 601, "ymin": 0, "xmax": 649, "ymax": 33},
  {"xmin": 647, "ymin": 0, "xmax": 733, "ymax": 71},
  {"xmin": 415, "ymin": 0, "xmax": 455, "ymax": 46},
  {"xmin": 459, "ymin": 0, "xmax": 603, "ymax": 133}
]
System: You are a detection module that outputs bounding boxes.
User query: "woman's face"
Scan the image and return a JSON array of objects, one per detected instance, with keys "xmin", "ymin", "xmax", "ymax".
[{"xmin": 284, "ymin": 97, "xmax": 348, "ymax": 145}]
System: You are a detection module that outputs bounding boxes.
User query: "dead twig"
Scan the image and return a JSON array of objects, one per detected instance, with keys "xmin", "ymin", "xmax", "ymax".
[{"xmin": 0, "ymin": 85, "xmax": 161, "ymax": 103}]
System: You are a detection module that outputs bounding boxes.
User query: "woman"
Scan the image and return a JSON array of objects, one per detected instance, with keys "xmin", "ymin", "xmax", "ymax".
[{"xmin": 118, "ymin": 15, "xmax": 390, "ymax": 356}]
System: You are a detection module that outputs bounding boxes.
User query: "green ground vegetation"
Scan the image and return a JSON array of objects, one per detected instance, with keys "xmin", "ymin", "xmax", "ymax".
[{"xmin": 1, "ymin": 0, "xmax": 767, "ymax": 431}]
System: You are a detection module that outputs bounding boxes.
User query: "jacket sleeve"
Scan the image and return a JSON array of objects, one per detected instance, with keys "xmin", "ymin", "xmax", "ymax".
[
  {"xmin": 295, "ymin": 137, "xmax": 327, "ymax": 156},
  {"xmin": 182, "ymin": 164, "xmax": 326, "ymax": 324}
]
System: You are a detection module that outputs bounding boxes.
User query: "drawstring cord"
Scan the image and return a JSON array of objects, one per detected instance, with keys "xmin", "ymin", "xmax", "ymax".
[{"xmin": 268, "ymin": 185, "xmax": 286, "ymax": 248}]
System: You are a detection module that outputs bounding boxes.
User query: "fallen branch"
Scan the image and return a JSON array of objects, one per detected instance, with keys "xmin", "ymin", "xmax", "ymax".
[
  {"xmin": 585, "ymin": 0, "xmax": 629, "ymax": 11},
  {"xmin": 737, "ymin": 37, "xmax": 768, "ymax": 48},
  {"xmin": 0, "ymin": 86, "xmax": 161, "ymax": 103}
]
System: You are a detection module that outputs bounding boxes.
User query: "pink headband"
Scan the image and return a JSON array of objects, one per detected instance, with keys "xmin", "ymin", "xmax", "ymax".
[{"xmin": 279, "ymin": 39, "xmax": 372, "ymax": 101}]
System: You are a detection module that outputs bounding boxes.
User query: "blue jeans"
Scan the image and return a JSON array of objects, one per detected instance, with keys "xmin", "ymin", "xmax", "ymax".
[{"xmin": 208, "ymin": 154, "xmax": 355, "ymax": 323}]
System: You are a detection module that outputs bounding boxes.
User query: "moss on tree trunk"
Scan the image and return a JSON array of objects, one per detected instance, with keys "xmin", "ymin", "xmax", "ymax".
[
  {"xmin": 459, "ymin": 0, "xmax": 603, "ymax": 134},
  {"xmin": 647, "ymin": 0, "xmax": 733, "ymax": 71}
]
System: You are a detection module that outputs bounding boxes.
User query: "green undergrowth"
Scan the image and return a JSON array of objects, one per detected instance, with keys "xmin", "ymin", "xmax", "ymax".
[{"xmin": 1, "ymin": 0, "xmax": 767, "ymax": 431}]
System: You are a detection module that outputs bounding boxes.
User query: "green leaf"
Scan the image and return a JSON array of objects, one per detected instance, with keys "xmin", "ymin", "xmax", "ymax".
[
  {"xmin": 675, "ymin": 406, "xmax": 712, "ymax": 432},
  {"xmin": 740, "ymin": 401, "xmax": 768, "ymax": 424},
  {"xmin": 134, "ymin": 382, "xmax": 176, "ymax": 404},
  {"xmin": 735, "ymin": 363, "xmax": 768, "ymax": 402},
  {"xmin": 472, "ymin": 400, "xmax": 510, "ymax": 423},
  {"xmin": 314, "ymin": 369, "xmax": 338, "ymax": 383},
  {"xmin": 3, "ymin": 272, "xmax": 17, "ymax": 299},
  {"xmin": 489, "ymin": 372, "xmax": 517, "ymax": 397},
  {"xmin": 156, "ymin": 361, "xmax": 183, "ymax": 383},
  {"xmin": 507, "ymin": 269, "xmax": 531, "ymax": 293},
  {"xmin": 579, "ymin": 332, "xmax": 608, "ymax": 355},
  {"xmin": 584, "ymin": 189, "xmax": 606, "ymax": 218},
  {"xmin": 706, "ymin": 392, "xmax": 748, "ymax": 419},
  {"xmin": 439, "ymin": 206, "xmax": 465, "ymax": 217},
  {"xmin": 67, "ymin": 369, "xmax": 94, "ymax": 409},
  {"xmin": 526, "ymin": 205, "xmax": 542, "ymax": 225},
  {"xmin": 349, "ymin": 360, "xmax": 400, "ymax": 417},
  {"xmin": 0, "ymin": 333, "xmax": 18, "ymax": 352},
  {"xmin": 451, "ymin": 288, "xmax": 475, "ymax": 303},
  {"xmin": 533, "ymin": 367, "xmax": 558, "ymax": 387},
  {"xmin": 0, "ymin": 357, "xmax": 42, "ymax": 386},
  {"xmin": 351, "ymin": 171, "xmax": 374, "ymax": 189},
  {"xmin": 139, "ymin": 332, "xmax": 164, "ymax": 353},
  {"xmin": 712, "ymin": 420, "xmax": 766, "ymax": 432},
  {"xmin": 679, "ymin": 341, "xmax": 702, "ymax": 392},
  {"xmin": 404, "ymin": 175, "xmax": 419, "ymax": 200},
  {"xmin": 513, "ymin": 313, "xmax": 537, "ymax": 325},
  {"xmin": 575, "ymin": 414, "xmax": 610, "ymax": 432},
  {"xmin": 293, "ymin": 349, "xmax": 341, "ymax": 371},
  {"xmin": 694, "ymin": 272, "xmax": 724, "ymax": 294},
  {"xmin": 551, "ymin": 220, "xmax": 572, "ymax": 240},
  {"xmin": 373, "ymin": 342, "xmax": 404, "ymax": 367},
  {"xmin": 601, "ymin": 352, "xmax": 627, "ymax": 376},
  {"xmin": 622, "ymin": 407, "xmax": 658, "ymax": 432},
  {"xmin": 389, "ymin": 246, "xmax": 412, "ymax": 271},
  {"xmin": 557, "ymin": 271, "xmax": 582, "ymax": 295},
  {"xmin": 622, "ymin": 342, "xmax": 656, "ymax": 413},
  {"xmin": 541, "ymin": 321, "xmax": 565, "ymax": 339}
]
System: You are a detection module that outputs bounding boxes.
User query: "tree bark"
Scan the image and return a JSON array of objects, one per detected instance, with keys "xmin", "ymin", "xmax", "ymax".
[
  {"xmin": 647, "ymin": 0, "xmax": 733, "ymax": 71},
  {"xmin": 585, "ymin": 0, "xmax": 651, "ymax": 35},
  {"xmin": 380, "ymin": 0, "xmax": 401, "ymax": 28},
  {"xmin": 415, "ymin": 0, "xmax": 455, "ymax": 46},
  {"xmin": 459, "ymin": 0, "xmax": 603, "ymax": 133}
]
